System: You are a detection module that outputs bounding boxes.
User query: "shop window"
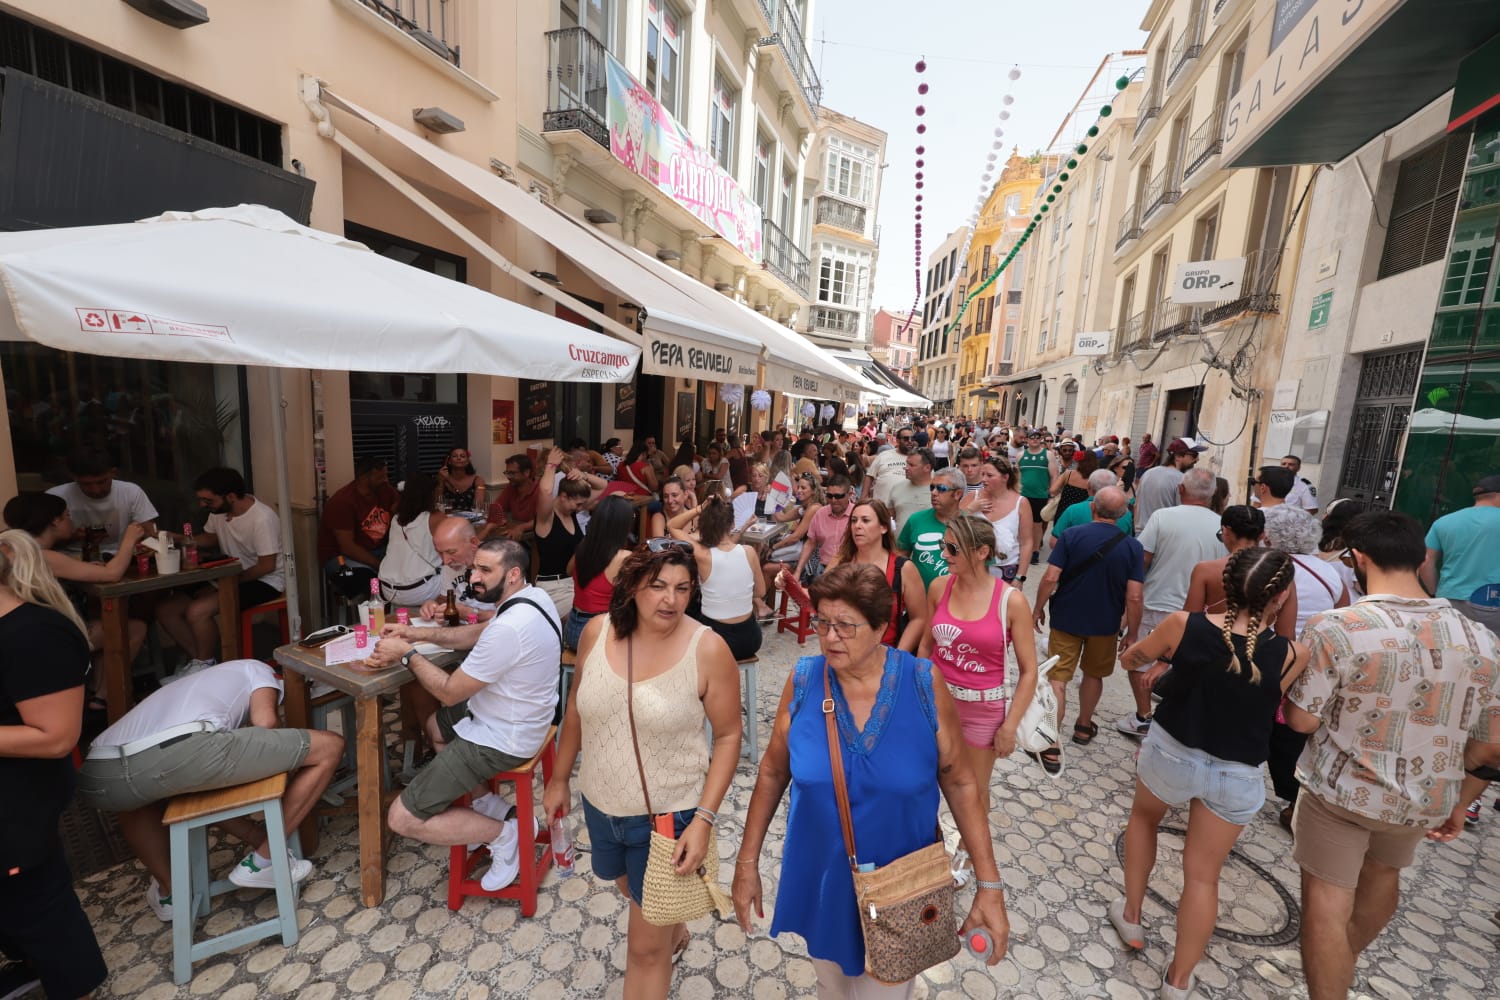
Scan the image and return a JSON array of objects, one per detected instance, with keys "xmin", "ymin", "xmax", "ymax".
[
  {"xmin": 710, "ymin": 69, "xmax": 737, "ymax": 174},
  {"xmin": 644, "ymin": 0, "xmax": 683, "ymax": 118}
]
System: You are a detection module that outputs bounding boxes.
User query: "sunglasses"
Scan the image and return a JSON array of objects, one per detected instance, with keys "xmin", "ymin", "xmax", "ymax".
[
  {"xmin": 825, "ymin": 491, "xmax": 849, "ymax": 500},
  {"xmin": 810, "ymin": 616, "xmax": 867, "ymax": 638},
  {"xmin": 1216, "ymin": 529, "xmax": 1224, "ymax": 542},
  {"xmin": 941, "ymin": 540, "xmax": 961, "ymax": 557},
  {"xmin": 929, "ymin": 484, "xmax": 959, "ymax": 494},
  {"xmin": 1338, "ymin": 547, "xmax": 1356, "ymax": 567}
]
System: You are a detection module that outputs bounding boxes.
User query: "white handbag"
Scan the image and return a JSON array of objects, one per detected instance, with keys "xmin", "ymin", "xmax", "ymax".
[{"xmin": 1013, "ymin": 654, "xmax": 1063, "ymax": 773}]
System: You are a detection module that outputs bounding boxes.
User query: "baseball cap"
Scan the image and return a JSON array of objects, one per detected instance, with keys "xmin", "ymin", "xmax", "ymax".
[
  {"xmin": 1107, "ymin": 435, "xmax": 1120, "ymax": 443},
  {"xmin": 1474, "ymin": 474, "xmax": 1500, "ymax": 496},
  {"xmin": 1166, "ymin": 436, "xmax": 1209, "ymax": 455}
]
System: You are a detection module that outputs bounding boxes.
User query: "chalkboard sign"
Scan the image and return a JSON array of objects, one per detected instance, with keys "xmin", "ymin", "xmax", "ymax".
[
  {"xmin": 615, "ymin": 376, "xmax": 637, "ymax": 429},
  {"xmin": 675, "ymin": 390, "xmax": 696, "ymax": 444},
  {"xmin": 520, "ymin": 379, "xmax": 554, "ymax": 440}
]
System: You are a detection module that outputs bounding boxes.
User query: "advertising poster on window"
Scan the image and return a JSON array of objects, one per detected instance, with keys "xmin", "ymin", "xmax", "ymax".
[
  {"xmin": 614, "ymin": 376, "xmax": 637, "ymax": 430},
  {"xmin": 604, "ymin": 54, "xmax": 764, "ymax": 264},
  {"xmin": 491, "ymin": 400, "xmax": 514, "ymax": 445},
  {"xmin": 519, "ymin": 380, "xmax": 554, "ymax": 440},
  {"xmin": 675, "ymin": 391, "xmax": 696, "ymax": 445}
]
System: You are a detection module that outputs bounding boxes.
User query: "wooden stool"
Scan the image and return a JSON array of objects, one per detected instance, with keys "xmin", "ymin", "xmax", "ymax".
[
  {"xmin": 705, "ymin": 657, "xmax": 761, "ymax": 764},
  {"xmin": 776, "ymin": 590, "xmax": 814, "ymax": 644},
  {"xmin": 447, "ymin": 728, "xmax": 557, "ymax": 915},
  {"xmin": 240, "ymin": 597, "xmax": 290, "ymax": 661},
  {"xmin": 162, "ymin": 773, "xmax": 300, "ymax": 984}
]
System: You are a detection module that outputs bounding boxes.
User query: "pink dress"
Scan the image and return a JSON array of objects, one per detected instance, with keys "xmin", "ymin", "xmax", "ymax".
[{"xmin": 928, "ymin": 577, "xmax": 1011, "ymax": 748}]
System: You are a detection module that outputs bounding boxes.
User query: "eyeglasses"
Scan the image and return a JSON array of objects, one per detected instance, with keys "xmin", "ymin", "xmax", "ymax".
[
  {"xmin": 810, "ymin": 616, "xmax": 868, "ymax": 638},
  {"xmin": 941, "ymin": 540, "xmax": 961, "ymax": 557},
  {"xmin": 825, "ymin": 491, "xmax": 849, "ymax": 500},
  {"xmin": 929, "ymin": 484, "xmax": 959, "ymax": 494}
]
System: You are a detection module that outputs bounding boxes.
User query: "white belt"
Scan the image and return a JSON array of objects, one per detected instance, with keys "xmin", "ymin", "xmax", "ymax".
[
  {"xmin": 946, "ymin": 683, "xmax": 1006, "ymax": 704},
  {"xmin": 86, "ymin": 721, "xmax": 215, "ymax": 761}
]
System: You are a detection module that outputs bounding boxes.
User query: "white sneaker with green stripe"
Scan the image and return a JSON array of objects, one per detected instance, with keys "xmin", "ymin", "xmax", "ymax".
[{"xmin": 228, "ymin": 852, "xmax": 313, "ymax": 890}]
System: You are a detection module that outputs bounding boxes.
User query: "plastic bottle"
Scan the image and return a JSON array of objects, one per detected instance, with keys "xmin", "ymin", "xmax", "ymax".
[
  {"xmin": 182, "ymin": 523, "xmax": 199, "ymax": 568},
  {"xmin": 366, "ymin": 578, "xmax": 386, "ymax": 633},
  {"xmin": 551, "ymin": 816, "xmax": 575, "ymax": 878}
]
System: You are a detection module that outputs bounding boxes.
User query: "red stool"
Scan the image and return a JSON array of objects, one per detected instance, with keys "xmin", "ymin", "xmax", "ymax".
[
  {"xmin": 240, "ymin": 597, "xmax": 290, "ymax": 661},
  {"xmin": 776, "ymin": 589, "xmax": 815, "ymax": 644},
  {"xmin": 448, "ymin": 727, "xmax": 557, "ymax": 915}
]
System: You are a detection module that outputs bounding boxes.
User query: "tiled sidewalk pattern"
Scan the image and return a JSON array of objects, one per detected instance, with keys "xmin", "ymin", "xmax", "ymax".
[{"xmin": 76, "ymin": 579, "xmax": 1500, "ymax": 999}]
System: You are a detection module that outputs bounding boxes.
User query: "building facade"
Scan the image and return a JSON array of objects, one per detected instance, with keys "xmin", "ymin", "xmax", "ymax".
[
  {"xmin": 804, "ymin": 107, "xmax": 887, "ymax": 349},
  {"xmin": 870, "ymin": 307, "xmax": 917, "ymax": 380},
  {"xmin": 914, "ymin": 226, "xmax": 971, "ymax": 409}
]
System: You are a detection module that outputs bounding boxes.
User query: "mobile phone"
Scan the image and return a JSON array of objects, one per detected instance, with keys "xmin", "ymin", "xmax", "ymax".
[{"xmin": 298, "ymin": 625, "xmax": 350, "ymax": 647}]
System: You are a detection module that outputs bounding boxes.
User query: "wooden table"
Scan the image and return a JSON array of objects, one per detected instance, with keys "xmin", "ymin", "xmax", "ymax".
[
  {"xmin": 81, "ymin": 560, "xmax": 243, "ymax": 722},
  {"xmin": 273, "ymin": 642, "xmax": 463, "ymax": 907}
]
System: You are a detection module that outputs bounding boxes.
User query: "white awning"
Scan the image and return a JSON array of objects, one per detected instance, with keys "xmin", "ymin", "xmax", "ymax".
[{"xmin": 322, "ymin": 90, "xmax": 762, "ymax": 385}]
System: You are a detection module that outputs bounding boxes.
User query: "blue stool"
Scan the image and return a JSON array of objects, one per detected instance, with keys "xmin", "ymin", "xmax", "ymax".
[{"xmin": 162, "ymin": 773, "xmax": 301, "ymax": 984}]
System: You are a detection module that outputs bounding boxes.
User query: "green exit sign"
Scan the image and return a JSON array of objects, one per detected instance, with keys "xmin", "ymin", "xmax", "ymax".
[{"xmin": 1308, "ymin": 290, "xmax": 1333, "ymax": 330}]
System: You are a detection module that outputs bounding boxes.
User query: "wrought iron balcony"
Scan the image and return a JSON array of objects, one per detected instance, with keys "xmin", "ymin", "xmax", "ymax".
[
  {"xmin": 1116, "ymin": 204, "xmax": 1142, "ymax": 250},
  {"xmin": 815, "ymin": 195, "xmax": 867, "ymax": 234},
  {"xmin": 1142, "ymin": 166, "xmax": 1182, "ymax": 220},
  {"xmin": 763, "ymin": 219, "xmax": 812, "ymax": 299},
  {"xmin": 1182, "ymin": 105, "xmax": 1224, "ymax": 181},
  {"xmin": 1149, "ymin": 299, "xmax": 1193, "ymax": 342},
  {"xmin": 1167, "ymin": 16, "xmax": 1204, "ymax": 88},
  {"xmin": 1117, "ymin": 310, "xmax": 1148, "ymax": 350},
  {"xmin": 1134, "ymin": 92, "xmax": 1162, "ymax": 138},
  {"xmin": 543, "ymin": 27, "xmax": 608, "ymax": 148},
  {"xmin": 812, "ymin": 304, "xmax": 860, "ymax": 337},
  {"xmin": 755, "ymin": 0, "xmax": 822, "ymax": 118},
  {"xmin": 356, "ymin": 0, "xmax": 461, "ymax": 64},
  {"xmin": 1006, "ymin": 290, "xmax": 1022, "ymax": 305},
  {"xmin": 1199, "ymin": 248, "xmax": 1284, "ymax": 325}
]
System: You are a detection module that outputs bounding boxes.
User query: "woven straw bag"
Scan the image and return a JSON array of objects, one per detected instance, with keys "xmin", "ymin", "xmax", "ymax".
[
  {"xmin": 626, "ymin": 637, "xmax": 731, "ymax": 927},
  {"xmin": 823, "ymin": 662, "xmax": 960, "ymax": 983}
]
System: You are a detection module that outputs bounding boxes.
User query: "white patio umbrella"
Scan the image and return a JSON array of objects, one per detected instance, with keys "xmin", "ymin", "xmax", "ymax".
[{"xmin": 0, "ymin": 205, "xmax": 641, "ymax": 637}]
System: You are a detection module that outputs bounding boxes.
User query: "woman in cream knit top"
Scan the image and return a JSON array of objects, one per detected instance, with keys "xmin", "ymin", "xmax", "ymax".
[{"xmin": 544, "ymin": 545, "xmax": 742, "ymax": 998}]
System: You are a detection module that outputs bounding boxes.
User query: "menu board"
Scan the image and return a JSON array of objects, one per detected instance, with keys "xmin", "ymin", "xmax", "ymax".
[
  {"xmin": 675, "ymin": 390, "xmax": 695, "ymax": 444},
  {"xmin": 614, "ymin": 376, "xmax": 637, "ymax": 429},
  {"xmin": 519, "ymin": 380, "xmax": 553, "ymax": 440}
]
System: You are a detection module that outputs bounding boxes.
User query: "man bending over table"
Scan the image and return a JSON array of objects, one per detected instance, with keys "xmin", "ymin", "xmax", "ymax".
[{"xmin": 378, "ymin": 539, "xmax": 562, "ymax": 891}]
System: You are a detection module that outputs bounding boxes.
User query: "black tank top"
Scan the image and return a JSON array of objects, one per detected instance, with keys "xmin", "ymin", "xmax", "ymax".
[
  {"xmin": 1152, "ymin": 613, "xmax": 1291, "ymax": 766},
  {"xmin": 534, "ymin": 513, "xmax": 580, "ymax": 577}
]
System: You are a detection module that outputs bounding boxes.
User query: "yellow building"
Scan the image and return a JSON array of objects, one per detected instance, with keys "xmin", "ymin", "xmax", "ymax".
[{"xmin": 956, "ymin": 153, "xmax": 1042, "ymax": 419}]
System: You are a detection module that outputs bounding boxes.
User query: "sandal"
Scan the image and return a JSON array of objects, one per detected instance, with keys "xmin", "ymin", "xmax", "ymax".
[
  {"xmin": 1072, "ymin": 721, "xmax": 1099, "ymax": 745},
  {"xmin": 1037, "ymin": 745, "xmax": 1062, "ymax": 775},
  {"xmin": 671, "ymin": 931, "xmax": 689, "ymax": 964}
]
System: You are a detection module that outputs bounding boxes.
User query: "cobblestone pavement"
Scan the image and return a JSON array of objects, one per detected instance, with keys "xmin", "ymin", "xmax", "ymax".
[{"xmin": 75, "ymin": 577, "xmax": 1500, "ymax": 999}]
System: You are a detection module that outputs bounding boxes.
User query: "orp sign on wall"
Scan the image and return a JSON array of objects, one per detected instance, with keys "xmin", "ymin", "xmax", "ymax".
[
  {"xmin": 1172, "ymin": 257, "xmax": 1247, "ymax": 304},
  {"xmin": 1074, "ymin": 331, "xmax": 1110, "ymax": 355}
]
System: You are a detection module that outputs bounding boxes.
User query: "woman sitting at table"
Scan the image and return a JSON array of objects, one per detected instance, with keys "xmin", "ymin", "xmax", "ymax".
[
  {"xmin": 731, "ymin": 564, "xmax": 1011, "ymax": 994},
  {"xmin": 378, "ymin": 472, "xmax": 446, "ymax": 608},
  {"xmin": 435, "ymin": 446, "xmax": 485, "ymax": 512},
  {"xmin": 599, "ymin": 441, "xmax": 657, "ymax": 500},
  {"xmin": 543, "ymin": 545, "xmax": 742, "ymax": 997},
  {"xmin": 3, "ymin": 492, "xmax": 147, "ymax": 713},
  {"xmin": 564, "ymin": 495, "xmax": 634, "ymax": 650},
  {"xmin": 701, "ymin": 442, "xmax": 731, "ymax": 486},
  {"xmin": 670, "ymin": 495, "xmax": 766, "ymax": 660},
  {"xmin": 649, "ymin": 476, "xmax": 697, "ymax": 540}
]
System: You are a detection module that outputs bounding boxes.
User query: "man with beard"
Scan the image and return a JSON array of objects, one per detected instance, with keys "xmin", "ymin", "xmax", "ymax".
[
  {"xmin": 155, "ymin": 466, "xmax": 284, "ymax": 679},
  {"xmin": 377, "ymin": 539, "xmax": 562, "ymax": 891}
]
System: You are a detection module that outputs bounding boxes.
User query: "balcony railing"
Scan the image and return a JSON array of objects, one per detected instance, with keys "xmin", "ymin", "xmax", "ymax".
[
  {"xmin": 1142, "ymin": 166, "xmax": 1182, "ymax": 220},
  {"xmin": 756, "ymin": 0, "xmax": 822, "ymax": 118},
  {"xmin": 815, "ymin": 195, "xmax": 867, "ymax": 234},
  {"xmin": 1006, "ymin": 290, "xmax": 1022, "ymax": 305},
  {"xmin": 543, "ymin": 27, "xmax": 608, "ymax": 148},
  {"xmin": 1117, "ymin": 310, "xmax": 1148, "ymax": 350},
  {"xmin": 763, "ymin": 219, "xmax": 812, "ymax": 298},
  {"xmin": 1134, "ymin": 93, "xmax": 1161, "ymax": 138},
  {"xmin": 356, "ymin": 0, "xmax": 461, "ymax": 64},
  {"xmin": 1167, "ymin": 15, "xmax": 1205, "ymax": 87},
  {"xmin": 1149, "ymin": 299, "xmax": 1193, "ymax": 342},
  {"xmin": 1116, "ymin": 204, "xmax": 1142, "ymax": 250},
  {"xmin": 1199, "ymin": 248, "xmax": 1284, "ymax": 325},
  {"xmin": 1182, "ymin": 105, "xmax": 1224, "ymax": 181},
  {"xmin": 812, "ymin": 304, "xmax": 860, "ymax": 336}
]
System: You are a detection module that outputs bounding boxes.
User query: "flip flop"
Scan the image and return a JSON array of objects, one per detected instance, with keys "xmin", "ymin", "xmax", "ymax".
[
  {"xmin": 1072, "ymin": 721, "xmax": 1099, "ymax": 745},
  {"xmin": 1038, "ymin": 745, "xmax": 1062, "ymax": 775}
]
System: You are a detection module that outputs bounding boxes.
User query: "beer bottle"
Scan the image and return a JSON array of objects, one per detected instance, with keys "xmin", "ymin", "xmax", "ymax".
[{"xmin": 443, "ymin": 589, "xmax": 461, "ymax": 627}]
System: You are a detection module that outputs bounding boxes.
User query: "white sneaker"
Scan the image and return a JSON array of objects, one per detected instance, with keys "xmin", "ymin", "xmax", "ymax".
[
  {"xmin": 147, "ymin": 877, "xmax": 173, "ymax": 921},
  {"xmin": 480, "ymin": 819, "xmax": 521, "ymax": 891},
  {"xmin": 228, "ymin": 852, "xmax": 313, "ymax": 890},
  {"xmin": 1159, "ymin": 970, "xmax": 1199, "ymax": 999},
  {"xmin": 1116, "ymin": 712, "xmax": 1152, "ymax": 737},
  {"xmin": 465, "ymin": 794, "xmax": 510, "ymax": 851}
]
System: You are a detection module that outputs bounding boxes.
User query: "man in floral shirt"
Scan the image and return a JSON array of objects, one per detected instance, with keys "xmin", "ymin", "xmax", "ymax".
[{"xmin": 1285, "ymin": 510, "xmax": 1500, "ymax": 1000}]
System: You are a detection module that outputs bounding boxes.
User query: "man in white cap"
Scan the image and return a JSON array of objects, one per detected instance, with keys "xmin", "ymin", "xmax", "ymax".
[{"xmin": 1132, "ymin": 436, "xmax": 1208, "ymax": 536}]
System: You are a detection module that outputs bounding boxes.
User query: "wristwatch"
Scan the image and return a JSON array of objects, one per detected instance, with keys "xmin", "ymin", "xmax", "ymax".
[
  {"xmin": 1017, "ymin": 575, "xmax": 1028, "ymax": 583},
  {"xmin": 399, "ymin": 649, "xmax": 417, "ymax": 669}
]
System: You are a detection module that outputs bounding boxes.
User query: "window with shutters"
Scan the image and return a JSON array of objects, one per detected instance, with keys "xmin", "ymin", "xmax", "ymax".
[
  {"xmin": 1377, "ymin": 129, "xmax": 1470, "ymax": 280},
  {"xmin": 709, "ymin": 69, "xmax": 737, "ymax": 173}
]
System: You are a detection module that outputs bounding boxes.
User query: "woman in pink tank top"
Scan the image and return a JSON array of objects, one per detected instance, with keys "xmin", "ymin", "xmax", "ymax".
[{"xmin": 919, "ymin": 512, "xmax": 1041, "ymax": 876}]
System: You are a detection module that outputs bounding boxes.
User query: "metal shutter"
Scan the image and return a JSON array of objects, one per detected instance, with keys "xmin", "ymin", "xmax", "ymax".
[
  {"xmin": 1060, "ymin": 384, "xmax": 1079, "ymax": 432},
  {"xmin": 1130, "ymin": 387, "xmax": 1153, "ymax": 443},
  {"xmin": 1378, "ymin": 129, "xmax": 1470, "ymax": 279}
]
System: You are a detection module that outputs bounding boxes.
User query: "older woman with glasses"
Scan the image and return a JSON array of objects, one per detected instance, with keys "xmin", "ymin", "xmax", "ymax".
[
  {"xmin": 543, "ymin": 546, "xmax": 742, "ymax": 997},
  {"xmin": 918, "ymin": 512, "xmax": 1039, "ymax": 880},
  {"xmin": 964, "ymin": 455, "xmax": 1035, "ymax": 582},
  {"xmin": 733, "ymin": 564, "xmax": 1011, "ymax": 997}
]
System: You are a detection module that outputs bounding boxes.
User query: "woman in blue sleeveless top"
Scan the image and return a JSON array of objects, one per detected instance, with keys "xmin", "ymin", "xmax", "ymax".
[{"xmin": 731, "ymin": 564, "xmax": 1011, "ymax": 996}]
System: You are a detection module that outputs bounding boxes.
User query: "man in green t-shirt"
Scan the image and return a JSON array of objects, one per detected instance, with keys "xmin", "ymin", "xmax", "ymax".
[
  {"xmin": 1016, "ymin": 430, "xmax": 1058, "ymax": 564},
  {"xmin": 897, "ymin": 466, "xmax": 966, "ymax": 586},
  {"xmin": 1052, "ymin": 469, "xmax": 1134, "ymax": 538}
]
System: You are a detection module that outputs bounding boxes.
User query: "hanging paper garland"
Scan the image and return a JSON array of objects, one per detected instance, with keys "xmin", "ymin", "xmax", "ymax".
[
  {"xmin": 751, "ymin": 389, "xmax": 772, "ymax": 412},
  {"xmin": 844, "ymin": 402, "xmax": 856, "ymax": 417},
  {"xmin": 801, "ymin": 401, "xmax": 817, "ymax": 420},
  {"xmin": 720, "ymin": 383, "xmax": 745, "ymax": 407},
  {"xmin": 819, "ymin": 403, "xmax": 837, "ymax": 423},
  {"xmin": 897, "ymin": 58, "xmax": 929, "ymax": 338}
]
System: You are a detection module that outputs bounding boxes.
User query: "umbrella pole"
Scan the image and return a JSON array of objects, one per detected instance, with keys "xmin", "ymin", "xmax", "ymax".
[{"xmin": 272, "ymin": 368, "xmax": 302, "ymax": 641}]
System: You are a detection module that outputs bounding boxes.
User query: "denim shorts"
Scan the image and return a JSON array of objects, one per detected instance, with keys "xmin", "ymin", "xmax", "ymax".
[
  {"xmin": 580, "ymin": 795, "xmax": 696, "ymax": 907},
  {"xmin": 1135, "ymin": 725, "xmax": 1265, "ymax": 826},
  {"xmin": 564, "ymin": 608, "xmax": 600, "ymax": 651}
]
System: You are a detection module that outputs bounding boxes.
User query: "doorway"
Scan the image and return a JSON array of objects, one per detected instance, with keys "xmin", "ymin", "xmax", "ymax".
[{"xmin": 1161, "ymin": 386, "xmax": 1202, "ymax": 442}]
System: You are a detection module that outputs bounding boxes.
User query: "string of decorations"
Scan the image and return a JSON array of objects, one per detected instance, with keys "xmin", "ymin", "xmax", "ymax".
[
  {"xmin": 895, "ymin": 57, "xmax": 930, "ymax": 338},
  {"xmin": 938, "ymin": 74, "xmax": 1131, "ymax": 340}
]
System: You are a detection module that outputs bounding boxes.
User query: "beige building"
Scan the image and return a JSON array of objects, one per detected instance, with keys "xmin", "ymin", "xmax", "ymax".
[
  {"xmin": 0, "ymin": 0, "xmax": 866, "ymax": 622},
  {"xmin": 804, "ymin": 107, "xmax": 887, "ymax": 349},
  {"xmin": 1087, "ymin": 0, "xmax": 1317, "ymax": 492},
  {"xmin": 914, "ymin": 226, "xmax": 971, "ymax": 409}
]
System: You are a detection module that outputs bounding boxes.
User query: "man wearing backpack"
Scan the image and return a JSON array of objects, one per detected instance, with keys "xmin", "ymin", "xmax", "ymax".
[{"xmin": 1032, "ymin": 487, "xmax": 1145, "ymax": 770}]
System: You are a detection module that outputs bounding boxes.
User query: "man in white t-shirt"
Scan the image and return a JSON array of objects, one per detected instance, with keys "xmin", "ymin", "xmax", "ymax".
[
  {"xmin": 869, "ymin": 429, "xmax": 914, "ymax": 508},
  {"xmin": 1119, "ymin": 468, "xmax": 1225, "ymax": 738},
  {"xmin": 77, "ymin": 660, "xmax": 343, "ymax": 921},
  {"xmin": 382, "ymin": 538, "xmax": 562, "ymax": 891},
  {"xmin": 46, "ymin": 446, "xmax": 158, "ymax": 548},
  {"xmin": 155, "ymin": 467, "xmax": 284, "ymax": 679}
]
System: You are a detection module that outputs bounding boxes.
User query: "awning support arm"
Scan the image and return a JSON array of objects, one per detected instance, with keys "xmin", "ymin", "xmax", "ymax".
[{"xmin": 300, "ymin": 76, "xmax": 642, "ymax": 348}]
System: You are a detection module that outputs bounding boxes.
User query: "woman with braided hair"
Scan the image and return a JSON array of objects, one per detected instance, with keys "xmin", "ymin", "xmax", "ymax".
[{"xmin": 1107, "ymin": 548, "xmax": 1309, "ymax": 999}]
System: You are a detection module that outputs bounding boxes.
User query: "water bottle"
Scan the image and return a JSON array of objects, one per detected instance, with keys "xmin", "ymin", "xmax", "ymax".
[
  {"xmin": 963, "ymin": 928, "xmax": 994, "ymax": 961},
  {"xmin": 551, "ymin": 816, "xmax": 575, "ymax": 878}
]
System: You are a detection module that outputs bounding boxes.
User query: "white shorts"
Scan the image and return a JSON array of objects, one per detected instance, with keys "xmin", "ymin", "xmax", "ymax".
[{"xmin": 1133, "ymin": 608, "xmax": 1173, "ymax": 672}]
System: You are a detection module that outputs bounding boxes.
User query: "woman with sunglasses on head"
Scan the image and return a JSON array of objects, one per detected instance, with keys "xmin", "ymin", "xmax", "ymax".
[
  {"xmin": 964, "ymin": 455, "xmax": 1035, "ymax": 583},
  {"xmin": 670, "ymin": 495, "xmax": 766, "ymax": 660},
  {"xmin": 917, "ymin": 512, "xmax": 1039, "ymax": 881},
  {"xmin": 733, "ymin": 564, "xmax": 1012, "ymax": 996},
  {"xmin": 436, "ymin": 446, "xmax": 485, "ymax": 512},
  {"xmin": 1183, "ymin": 505, "xmax": 1296, "ymax": 637},
  {"xmin": 543, "ymin": 546, "xmax": 742, "ymax": 998},
  {"xmin": 930, "ymin": 425, "xmax": 952, "ymax": 470},
  {"xmin": 1110, "ymin": 548, "xmax": 1309, "ymax": 999}
]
